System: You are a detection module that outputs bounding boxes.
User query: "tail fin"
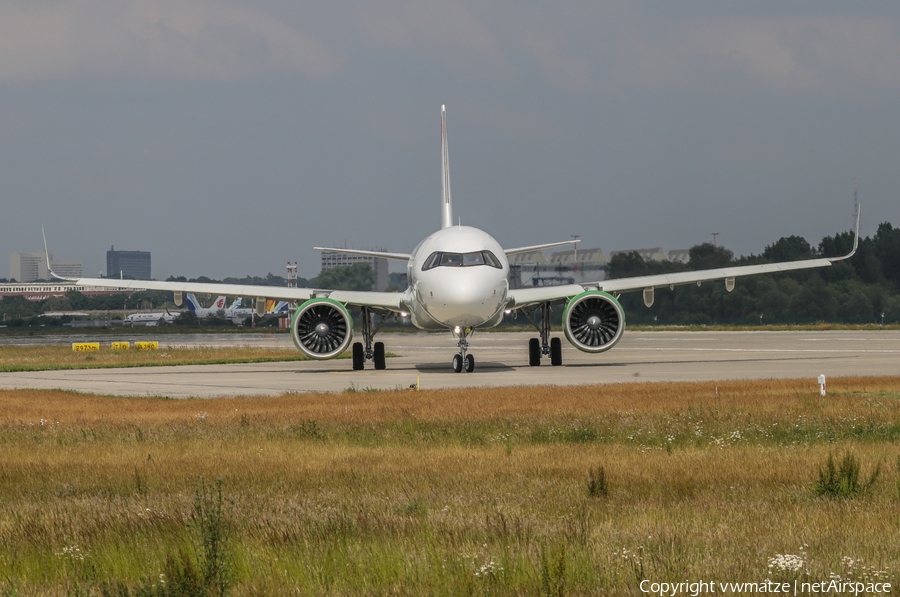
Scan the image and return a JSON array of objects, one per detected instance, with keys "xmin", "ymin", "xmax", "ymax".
[
  {"xmin": 185, "ymin": 293, "xmax": 202, "ymax": 312},
  {"xmin": 440, "ymin": 105, "xmax": 453, "ymax": 229}
]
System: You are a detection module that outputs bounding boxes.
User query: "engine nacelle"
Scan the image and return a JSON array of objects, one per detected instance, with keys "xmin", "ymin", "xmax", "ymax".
[
  {"xmin": 291, "ymin": 298, "xmax": 354, "ymax": 360},
  {"xmin": 563, "ymin": 291, "xmax": 626, "ymax": 353}
]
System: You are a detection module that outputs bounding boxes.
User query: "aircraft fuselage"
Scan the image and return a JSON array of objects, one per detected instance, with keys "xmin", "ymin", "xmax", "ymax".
[{"xmin": 403, "ymin": 225, "xmax": 509, "ymax": 330}]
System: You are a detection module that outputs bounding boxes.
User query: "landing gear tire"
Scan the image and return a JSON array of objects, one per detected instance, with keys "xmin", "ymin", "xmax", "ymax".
[
  {"xmin": 465, "ymin": 354, "xmax": 475, "ymax": 373},
  {"xmin": 550, "ymin": 337, "xmax": 562, "ymax": 366},
  {"xmin": 528, "ymin": 338, "xmax": 541, "ymax": 366},
  {"xmin": 352, "ymin": 342, "xmax": 364, "ymax": 370},
  {"xmin": 452, "ymin": 354, "xmax": 463, "ymax": 373},
  {"xmin": 373, "ymin": 342, "xmax": 386, "ymax": 370}
]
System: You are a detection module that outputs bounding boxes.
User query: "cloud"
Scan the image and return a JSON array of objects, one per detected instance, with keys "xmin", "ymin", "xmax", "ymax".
[
  {"xmin": 0, "ymin": 0, "xmax": 340, "ymax": 83},
  {"xmin": 354, "ymin": 1, "xmax": 512, "ymax": 79},
  {"xmin": 617, "ymin": 16, "xmax": 900, "ymax": 96},
  {"xmin": 518, "ymin": 28, "xmax": 594, "ymax": 93}
]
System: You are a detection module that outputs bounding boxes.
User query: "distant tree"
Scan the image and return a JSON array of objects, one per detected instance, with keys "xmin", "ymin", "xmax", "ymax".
[
  {"xmin": 819, "ymin": 230, "xmax": 857, "ymax": 259},
  {"xmin": 762, "ymin": 236, "xmax": 815, "ymax": 262},
  {"xmin": 174, "ymin": 311, "xmax": 199, "ymax": 326},
  {"xmin": 688, "ymin": 243, "xmax": 733, "ymax": 270},
  {"xmin": 607, "ymin": 252, "xmax": 649, "ymax": 279},
  {"xmin": 882, "ymin": 296, "xmax": 900, "ymax": 323},
  {"xmin": 65, "ymin": 290, "xmax": 92, "ymax": 310},
  {"xmin": 838, "ymin": 286, "xmax": 874, "ymax": 322},
  {"xmin": 872, "ymin": 222, "xmax": 900, "ymax": 284},
  {"xmin": 42, "ymin": 295, "xmax": 73, "ymax": 312},
  {"xmin": 790, "ymin": 274, "xmax": 837, "ymax": 321},
  {"xmin": 313, "ymin": 263, "xmax": 375, "ymax": 291},
  {"xmin": 0, "ymin": 296, "xmax": 40, "ymax": 319},
  {"xmin": 387, "ymin": 272, "xmax": 409, "ymax": 292}
]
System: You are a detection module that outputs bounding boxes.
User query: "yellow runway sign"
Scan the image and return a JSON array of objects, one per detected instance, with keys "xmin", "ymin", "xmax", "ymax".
[
  {"xmin": 72, "ymin": 343, "xmax": 100, "ymax": 352},
  {"xmin": 134, "ymin": 341, "xmax": 159, "ymax": 350},
  {"xmin": 111, "ymin": 342, "xmax": 130, "ymax": 350}
]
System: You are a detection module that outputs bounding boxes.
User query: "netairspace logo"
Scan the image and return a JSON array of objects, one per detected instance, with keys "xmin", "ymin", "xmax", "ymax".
[{"xmin": 639, "ymin": 579, "xmax": 892, "ymax": 595}]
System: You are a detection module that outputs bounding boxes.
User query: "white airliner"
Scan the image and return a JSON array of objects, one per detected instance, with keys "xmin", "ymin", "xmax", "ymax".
[
  {"xmin": 123, "ymin": 310, "xmax": 177, "ymax": 326},
  {"xmin": 46, "ymin": 106, "xmax": 859, "ymax": 372}
]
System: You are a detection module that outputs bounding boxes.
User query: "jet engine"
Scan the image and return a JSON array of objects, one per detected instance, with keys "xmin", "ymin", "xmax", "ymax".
[
  {"xmin": 563, "ymin": 291, "xmax": 625, "ymax": 353},
  {"xmin": 290, "ymin": 298, "xmax": 353, "ymax": 360}
]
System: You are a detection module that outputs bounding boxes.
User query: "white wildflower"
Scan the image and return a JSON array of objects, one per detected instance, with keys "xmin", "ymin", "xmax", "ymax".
[{"xmin": 768, "ymin": 553, "xmax": 804, "ymax": 573}]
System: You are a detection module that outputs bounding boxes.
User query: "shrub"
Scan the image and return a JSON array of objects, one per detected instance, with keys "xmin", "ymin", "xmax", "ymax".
[
  {"xmin": 587, "ymin": 465, "xmax": 608, "ymax": 498},
  {"xmin": 193, "ymin": 478, "xmax": 233, "ymax": 596},
  {"xmin": 815, "ymin": 451, "xmax": 880, "ymax": 498}
]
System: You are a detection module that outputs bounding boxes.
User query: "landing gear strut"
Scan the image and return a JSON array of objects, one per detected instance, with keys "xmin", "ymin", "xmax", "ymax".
[
  {"xmin": 452, "ymin": 327, "xmax": 475, "ymax": 373},
  {"xmin": 524, "ymin": 302, "xmax": 562, "ymax": 367},
  {"xmin": 351, "ymin": 307, "xmax": 388, "ymax": 370}
]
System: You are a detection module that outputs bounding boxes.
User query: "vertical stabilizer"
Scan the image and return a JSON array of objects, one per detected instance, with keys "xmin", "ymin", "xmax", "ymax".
[
  {"xmin": 185, "ymin": 293, "xmax": 202, "ymax": 312},
  {"xmin": 440, "ymin": 105, "xmax": 453, "ymax": 229}
]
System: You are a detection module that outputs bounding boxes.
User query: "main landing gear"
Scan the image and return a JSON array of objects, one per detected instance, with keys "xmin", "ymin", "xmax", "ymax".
[
  {"xmin": 451, "ymin": 327, "xmax": 475, "ymax": 373},
  {"xmin": 351, "ymin": 307, "xmax": 388, "ymax": 371},
  {"xmin": 524, "ymin": 302, "xmax": 562, "ymax": 367}
]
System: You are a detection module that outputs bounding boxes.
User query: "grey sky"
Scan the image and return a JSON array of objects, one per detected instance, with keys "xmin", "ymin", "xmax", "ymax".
[{"xmin": 2, "ymin": 1, "xmax": 898, "ymax": 280}]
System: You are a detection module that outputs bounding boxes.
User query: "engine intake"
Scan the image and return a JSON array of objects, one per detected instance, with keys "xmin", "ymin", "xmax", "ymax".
[
  {"xmin": 291, "ymin": 298, "xmax": 353, "ymax": 360},
  {"xmin": 563, "ymin": 291, "xmax": 625, "ymax": 353}
]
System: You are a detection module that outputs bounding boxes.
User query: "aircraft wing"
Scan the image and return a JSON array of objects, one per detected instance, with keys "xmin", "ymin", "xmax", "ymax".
[
  {"xmin": 509, "ymin": 208, "xmax": 860, "ymax": 310},
  {"xmin": 508, "ymin": 256, "xmax": 835, "ymax": 309},
  {"xmin": 65, "ymin": 276, "xmax": 406, "ymax": 311}
]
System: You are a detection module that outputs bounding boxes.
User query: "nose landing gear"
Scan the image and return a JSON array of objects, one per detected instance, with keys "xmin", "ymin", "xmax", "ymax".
[{"xmin": 451, "ymin": 327, "xmax": 475, "ymax": 373}]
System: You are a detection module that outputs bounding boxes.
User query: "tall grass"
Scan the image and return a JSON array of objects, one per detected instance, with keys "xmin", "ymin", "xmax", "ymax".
[{"xmin": 0, "ymin": 377, "xmax": 898, "ymax": 594}]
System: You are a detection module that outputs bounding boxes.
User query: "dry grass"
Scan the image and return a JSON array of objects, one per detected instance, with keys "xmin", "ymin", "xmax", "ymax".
[
  {"xmin": 0, "ymin": 345, "xmax": 308, "ymax": 372},
  {"xmin": 1, "ymin": 378, "xmax": 899, "ymax": 595}
]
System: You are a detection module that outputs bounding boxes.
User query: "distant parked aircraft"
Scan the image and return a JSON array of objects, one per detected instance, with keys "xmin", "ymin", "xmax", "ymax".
[
  {"xmin": 123, "ymin": 310, "xmax": 177, "ymax": 326},
  {"xmin": 185, "ymin": 293, "xmax": 288, "ymax": 325}
]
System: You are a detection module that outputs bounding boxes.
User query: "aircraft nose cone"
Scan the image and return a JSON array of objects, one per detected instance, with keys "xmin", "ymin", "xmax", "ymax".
[
  {"xmin": 315, "ymin": 322, "xmax": 330, "ymax": 337},
  {"xmin": 587, "ymin": 315, "xmax": 602, "ymax": 330}
]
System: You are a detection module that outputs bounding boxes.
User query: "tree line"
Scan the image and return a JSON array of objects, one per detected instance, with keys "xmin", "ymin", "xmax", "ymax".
[{"xmin": 608, "ymin": 222, "xmax": 900, "ymax": 324}]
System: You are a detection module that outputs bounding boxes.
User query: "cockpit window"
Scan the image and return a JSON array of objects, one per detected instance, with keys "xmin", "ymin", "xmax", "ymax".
[
  {"xmin": 462, "ymin": 252, "xmax": 484, "ymax": 266},
  {"xmin": 440, "ymin": 253, "xmax": 463, "ymax": 267},
  {"xmin": 422, "ymin": 251, "xmax": 503, "ymax": 271}
]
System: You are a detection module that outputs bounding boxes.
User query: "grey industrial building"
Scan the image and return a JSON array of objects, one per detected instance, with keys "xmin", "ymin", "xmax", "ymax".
[
  {"xmin": 9, "ymin": 252, "xmax": 82, "ymax": 283},
  {"xmin": 107, "ymin": 247, "xmax": 151, "ymax": 280}
]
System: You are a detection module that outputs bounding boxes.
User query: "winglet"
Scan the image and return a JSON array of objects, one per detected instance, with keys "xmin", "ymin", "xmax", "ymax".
[
  {"xmin": 828, "ymin": 203, "xmax": 861, "ymax": 262},
  {"xmin": 42, "ymin": 226, "xmax": 79, "ymax": 281}
]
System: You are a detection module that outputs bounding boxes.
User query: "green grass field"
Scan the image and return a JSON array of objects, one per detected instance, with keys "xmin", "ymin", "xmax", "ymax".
[{"xmin": 0, "ymin": 378, "xmax": 898, "ymax": 595}]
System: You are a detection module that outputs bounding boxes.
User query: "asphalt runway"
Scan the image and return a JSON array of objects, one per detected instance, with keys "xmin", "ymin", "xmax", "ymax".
[{"xmin": 1, "ymin": 330, "xmax": 898, "ymax": 397}]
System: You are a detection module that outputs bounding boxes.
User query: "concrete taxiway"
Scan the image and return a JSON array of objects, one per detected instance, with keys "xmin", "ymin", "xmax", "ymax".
[{"xmin": 0, "ymin": 330, "xmax": 897, "ymax": 398}]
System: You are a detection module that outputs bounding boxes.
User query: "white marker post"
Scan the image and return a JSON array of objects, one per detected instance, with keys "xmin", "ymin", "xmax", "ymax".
[{"xmin": 818, "ymin": 374, "xmax": 826, "ymax": 396}]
